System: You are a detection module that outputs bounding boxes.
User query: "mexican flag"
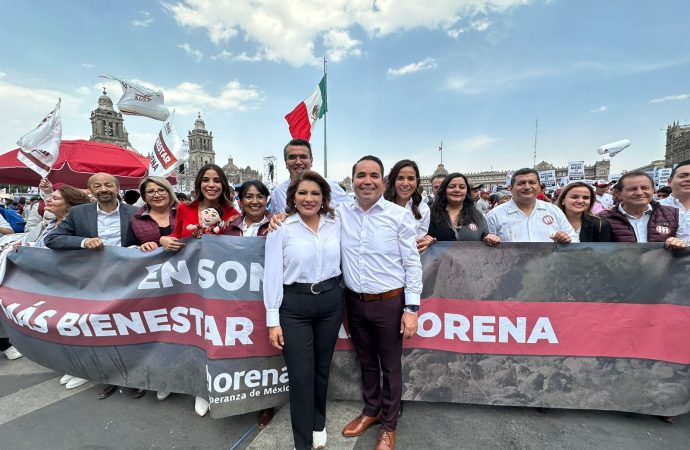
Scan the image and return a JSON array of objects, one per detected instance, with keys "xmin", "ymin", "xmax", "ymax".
[{"xmin": 284, "ymin": 76, "xmax": 327, "ymax": 141}]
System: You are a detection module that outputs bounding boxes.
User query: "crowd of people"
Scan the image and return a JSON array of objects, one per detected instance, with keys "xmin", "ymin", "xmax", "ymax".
[{"xmin": 1, "ymin": 139, "xmax": 689, "ymax": 449}]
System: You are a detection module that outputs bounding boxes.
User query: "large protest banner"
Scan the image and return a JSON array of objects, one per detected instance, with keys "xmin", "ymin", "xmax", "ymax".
[{"xmin": 1, "ymin": 237, "xmax": 689, "ymax": 418}]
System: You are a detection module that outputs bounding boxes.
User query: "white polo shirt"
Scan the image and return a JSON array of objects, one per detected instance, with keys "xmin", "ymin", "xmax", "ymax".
[{"xmin": 486, "ymin": 199, "xmax": 579, "ymax": 242}]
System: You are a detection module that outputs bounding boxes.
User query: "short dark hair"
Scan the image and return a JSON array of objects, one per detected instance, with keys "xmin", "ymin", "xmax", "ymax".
[
  {"xmin": 510, "ymin": 168, "xmax": 540, "ymax": 187},
  {"xmin": 283, "ymin": 139, "xmax": 313, "ymax": 161},
  {"xmin": 657, "ymin": 185, "xmax": 673, "ymax": 195},
  {"xmin": 614, "ymin": 171, "xmax": 655, "ymax": 191},
  {"xmin": 237, "ymin": 180, "xmax": 270, "ymax": 199},
  {"xmin": 285, "ymin": 170, "xmax": 335, "ymax": 217},
  {"xmin": 352, "ymin": 155, "xmax": 384, "ymax": 178},
  {"xmin": 669, "ymin": 160, "xmax": 690, "ymax": 180},
  {"xmin": 123, "ymin": 190, "xmax": 140, "ymax": 205},
  {"xmin": 431, "ymin": 174, "xmax": 447, "ymax": 183}
]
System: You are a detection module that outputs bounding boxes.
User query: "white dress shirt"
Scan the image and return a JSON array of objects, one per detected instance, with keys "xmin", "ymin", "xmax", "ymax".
[
  {"xmin": 660, "ymin": 195, "xmax": 690, "ymax": 242},
  {"xmin": 486, "ymin": 199, "xmax": 579, "ymax": 242},
  {"xmin": 81, "ymin": 201, "xmax": 123, "ymax": 247},
  {"xmin": 339, "ymin": 195, "xmax": 422, "ymax": 306},
  {"xmin": 269, "ymin": 178, "xmax": 352, "ymax": 213},
  {"xmin": 405, "ymin": 199, "xmax": 430, "ymax": 238},
  {"xmin": 263, "ymin": 213, "xmax": 341, "ymax": 327},
  {"xmin": 618, "ymin": 203, "xmax": 653, "ymax": 242}
]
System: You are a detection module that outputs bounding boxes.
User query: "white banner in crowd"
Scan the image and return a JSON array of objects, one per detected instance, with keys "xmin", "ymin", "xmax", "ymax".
[
  {"xmin": 16, "ymin": 99, "xmax": 62, "ymax": 178},
  {"xmin": 101, "ymin": 75, "xmax": 170, "ymax": 121},
  {"xmin": 148, "ymin": 111, "xmax": 188, "ymax": 177},
  {"xmin": 539, "ymin": 170, "xmax": 556, "ymax": 188},
  {"xmin": 656, "ymin": 168, "xmax": 672, "ymax": 187},
  {"xmin": 568, "ymin": 161, "xmax": 585, "ymax": 181}
]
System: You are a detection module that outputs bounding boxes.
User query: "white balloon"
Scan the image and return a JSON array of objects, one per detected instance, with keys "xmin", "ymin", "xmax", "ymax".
[{"xmin": 597, "ymin": 139, "xmax": 630, "ymax": 157}]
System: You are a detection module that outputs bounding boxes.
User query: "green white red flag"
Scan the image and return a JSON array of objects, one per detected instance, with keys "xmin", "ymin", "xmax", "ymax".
[{"xmin": 284, "ymin": 76, "xmax": 327, "ymax": 141}]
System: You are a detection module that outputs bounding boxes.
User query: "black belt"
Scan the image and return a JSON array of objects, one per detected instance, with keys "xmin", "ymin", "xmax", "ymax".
[{"xmin": 284, "ymin": 275, "xmax": 342, "ymax": 295}]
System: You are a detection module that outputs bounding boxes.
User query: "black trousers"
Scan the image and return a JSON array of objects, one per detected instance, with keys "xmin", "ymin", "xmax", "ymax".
[{"xmin": 280, "ymin": 284, "xmax": 344, "ymax": 450}]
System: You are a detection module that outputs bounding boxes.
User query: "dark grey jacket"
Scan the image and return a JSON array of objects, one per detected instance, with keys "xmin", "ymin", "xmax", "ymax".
[{"xmin": 44, "ymin": 202, "xmax": 140, "ymax": 249}]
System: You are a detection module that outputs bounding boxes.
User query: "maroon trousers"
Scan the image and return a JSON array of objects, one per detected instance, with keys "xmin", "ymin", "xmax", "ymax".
[{"xmin": 346, "ymin": 291, "xmax": 404, "ymax": 431}]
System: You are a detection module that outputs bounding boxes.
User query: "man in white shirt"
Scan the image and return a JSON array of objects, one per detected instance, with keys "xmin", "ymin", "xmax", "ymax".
[
  {"xmin": 269, "ymin": 139, "xmax": 350, "ymax": 213},
  {"xmin": 486, "ymin": 168, "xmax": 578, "ymax": 243},
  {"xmin": 660, "ymin": 160, "xmax": 690, "ymax": 243},
  {"xmin": 340, "ymin": 156, "xmax": 422, "ymax": 450}
]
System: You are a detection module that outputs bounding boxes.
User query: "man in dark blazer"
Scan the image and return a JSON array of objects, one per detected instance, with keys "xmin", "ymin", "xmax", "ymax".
[
  {"xmin": 45, "ymin": 173, "xmax": 139, "ymax": 249},
  {"xmin": 44, "ymin": 172, "xmax": 142, "ymax": 399}
]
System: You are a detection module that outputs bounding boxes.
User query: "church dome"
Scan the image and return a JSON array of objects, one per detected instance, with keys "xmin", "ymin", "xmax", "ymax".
[
  {"xmin": 194, "ymin": 112, "xmax": 206, "ymax": 130},
  {"xmin": 98, "ymin": 87, "xmax": 114, "ymax": 110}
]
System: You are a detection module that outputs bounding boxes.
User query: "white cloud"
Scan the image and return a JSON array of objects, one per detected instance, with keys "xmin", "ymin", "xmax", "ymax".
[
  {"xmin": 590, "ymin": 105, "xmax": 608, "ymax": 113},
  {"xmin": 80, "ymin": 63, "xmax": 95, "ymax": 69},
  {"xmin": 233, "ymin": 51, "xmax": 265, "ymax": 62},
  {"xmin": 650, "ymin": 94, "xmax": 690, "ymax": 104},
  {"xmin": 163, "ymin": 0, "xmax": 536, "ymax": 66},
  {"xmin": 210, "ymin": 50, "xmax": 233, "ymax": 61},
  {"xmin": 76, "ymin": 86, "xmax": 91, "ymax": 96},
  {"xmin": 131, "ymin": 11, "xmax": 154, "ymax": 27},
  {"xmin": 322, "ymin": 29, "xmax": 362, "ymax": 63},
  {"xmin": 0, "ymin": 80, "xmax": 90, "ymax": 153},
  {"xmin": 178, "ymin": 43, "xmax": 203, "ymax": 62},
  {"xmin": 0, "ymin": 71, "xmax": 6, "ymax": 79},
  {"xmin": 387, "ymin": 57, "xmax": 437, "ymax": 78}
]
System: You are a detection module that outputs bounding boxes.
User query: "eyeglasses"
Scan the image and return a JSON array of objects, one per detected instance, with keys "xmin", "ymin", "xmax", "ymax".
[{"xmin": 145, "ymin": 188, "xmax": 168, "ymax": 197}]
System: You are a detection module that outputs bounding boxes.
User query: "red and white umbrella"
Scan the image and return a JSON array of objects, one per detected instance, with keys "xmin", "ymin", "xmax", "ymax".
[{"xmin": 0, "ymin": 140, "xmax": 174, "ymax": 189}]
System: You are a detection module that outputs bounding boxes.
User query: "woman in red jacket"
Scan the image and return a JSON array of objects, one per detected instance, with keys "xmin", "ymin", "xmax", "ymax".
[{"xmin": 160, "ymin": 163, "xmax": 239, "ymax": 251}]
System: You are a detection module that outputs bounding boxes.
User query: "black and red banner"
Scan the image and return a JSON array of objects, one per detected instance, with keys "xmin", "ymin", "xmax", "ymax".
[{"xmin": 1, "ymin": 237, "xmax": 689, "ymax": 417}]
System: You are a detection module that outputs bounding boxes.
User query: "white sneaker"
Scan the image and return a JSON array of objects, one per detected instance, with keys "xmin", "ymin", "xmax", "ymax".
[
  {"xmin": 313, "ymin": 429, "xmax": 327, "ymax": 449},
  {"xmin": 4, "ymin": 346, "xmax": 22, "ymax": 360},
  {"xmin": 157, "ymin": 391, "xmax": 171, "ymax": 401},
  {"xmin": 194, "ymin": 396, "xmax": 209, "ymax": 417},
  {"xmin": 66, "ymin": 377, "xmax": 88, "ymax": 389},
  {"xmin": 59, "ymin": 374, "xmax": 74, "ymax": 385}
]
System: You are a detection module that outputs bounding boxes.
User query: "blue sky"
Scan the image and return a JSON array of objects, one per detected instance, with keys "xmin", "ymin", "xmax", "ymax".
[{"xmin": 1, "ymin": 0, "xmax": 688, "ymax": 184}]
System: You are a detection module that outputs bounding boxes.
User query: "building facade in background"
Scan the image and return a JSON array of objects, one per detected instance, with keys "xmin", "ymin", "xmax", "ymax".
[
  {"xmin": 89, "ymin": 88, "xmax": 133, "ymax": 149},
  {"xmin": 665, "ymin": 122, "xmax": 690, "ymax": 165}
]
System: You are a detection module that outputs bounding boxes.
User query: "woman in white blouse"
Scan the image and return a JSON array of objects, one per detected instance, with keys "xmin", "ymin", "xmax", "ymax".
[{"xmin": 264, "ymin": 170, "xmax": 343, "ymax": 450}]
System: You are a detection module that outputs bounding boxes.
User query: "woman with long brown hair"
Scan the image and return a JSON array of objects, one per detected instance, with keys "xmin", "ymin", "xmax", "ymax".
[
  {"xmin": 556, "ymin": 182, "xmax": 611, "ymax": 242},
  {"xmin": 384, "ymin": 160, "xmax": 430, "ymax": 238},
  {"xmin": 160, "ymin": 163, "xmax": 239, "ymax": 252}
]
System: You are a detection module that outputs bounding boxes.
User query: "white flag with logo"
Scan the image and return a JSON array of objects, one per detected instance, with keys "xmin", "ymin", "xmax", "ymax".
[
  {"xmin": 16, "ymin": 99, "xmax": 62, "ymax": 178},
  {"xmin": 101, "ymin": 75, "xmax": 170, "ymax": 121},
  {"xmin": 148, "ymin": 111, "xmax": 188, "ymax": 177}
]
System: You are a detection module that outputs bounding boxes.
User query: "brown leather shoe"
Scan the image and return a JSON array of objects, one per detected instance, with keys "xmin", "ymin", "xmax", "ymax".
[
  {"xmin": 375, "ymin": 428, "xmax": 396, "ymax": 450},
  {"xmin": 341, "ymin": 413, "xmax": 380, "ymax": 437},
  {"xmin": 257, "ymin": 407, "xmax": 274, "ymax": 428}
]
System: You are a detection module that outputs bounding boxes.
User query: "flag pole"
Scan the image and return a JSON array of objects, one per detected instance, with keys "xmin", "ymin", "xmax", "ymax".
[{"xmin": 323, "ymin": 57, "xmax": 328, "ymax": 177}]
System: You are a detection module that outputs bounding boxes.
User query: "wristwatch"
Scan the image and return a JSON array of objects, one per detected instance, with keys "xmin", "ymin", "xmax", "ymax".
[{"xmin": 403, "ymin": 305, "xmax": 419, "ymax": 314}]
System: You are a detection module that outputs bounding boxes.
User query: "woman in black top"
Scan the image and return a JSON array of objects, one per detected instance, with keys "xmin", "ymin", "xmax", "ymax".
[
  {"xmin": 556, "ymin": 182, "xmax": 611, "ymax": 242},
  {"xmin": 428, "ymin": 173, "xmax": 500, "ymax": 245}
]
